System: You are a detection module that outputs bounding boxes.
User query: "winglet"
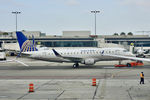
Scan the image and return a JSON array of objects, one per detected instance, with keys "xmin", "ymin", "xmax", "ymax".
[{"xmin": 52, "ymin": 49, "xmax": 62, "ymax": 57}]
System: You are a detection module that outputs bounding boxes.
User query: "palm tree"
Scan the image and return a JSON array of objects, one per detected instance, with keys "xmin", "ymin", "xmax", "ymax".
[
  {"xmin": 3, "ymin": 32, "xmax": 8, "ymax": 37},
  {"xmin": 120, "ymin": 32, "xmax": 126, "ymax": 36},
  {"xmin": 113, "ymin": 33, "xmax": 119, "ymax": 36},
  {"xmin": 127, "ymin": 32, "xmax": 133, "ymax": 36}
]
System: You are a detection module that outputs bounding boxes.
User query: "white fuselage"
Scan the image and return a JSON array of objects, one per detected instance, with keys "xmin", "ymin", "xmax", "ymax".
[{"xmin": 23, "ymin": 47, "xmax": 133, "ymax": 65}]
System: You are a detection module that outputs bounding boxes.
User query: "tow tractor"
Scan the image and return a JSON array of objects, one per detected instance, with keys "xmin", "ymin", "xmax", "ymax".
[{"xmin": 115, "ymin": 61, "xmax": 144, "ymax": 67}]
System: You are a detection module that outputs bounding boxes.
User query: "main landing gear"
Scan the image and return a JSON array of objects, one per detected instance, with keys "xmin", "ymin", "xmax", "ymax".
[{"xmin": 73, "ymin": 63, "xmax": 79, "ymax": 68}]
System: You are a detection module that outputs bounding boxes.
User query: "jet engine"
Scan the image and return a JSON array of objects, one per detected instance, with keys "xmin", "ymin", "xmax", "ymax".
[{"xmin": 81, "ymin": 58, "xmax": 95, "ymax": 65}]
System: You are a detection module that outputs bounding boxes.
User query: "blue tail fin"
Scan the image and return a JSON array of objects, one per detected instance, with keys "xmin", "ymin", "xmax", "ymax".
[{"xmin": 16, "ymin": 31, "xmax": 38, "ymax": 52}]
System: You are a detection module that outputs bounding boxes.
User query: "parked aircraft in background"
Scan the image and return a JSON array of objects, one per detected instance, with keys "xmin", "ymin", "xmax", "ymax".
[
  {"xmin": 135, "ymin": 48, "xmax": 150, "ymax": 58},
  {"xmin": 14, "ymin": 31, "xmax": 150, "ymax": 67}
]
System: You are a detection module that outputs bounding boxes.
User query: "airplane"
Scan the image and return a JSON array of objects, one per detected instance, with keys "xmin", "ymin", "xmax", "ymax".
[
  {"xmin": 15, "ymin": 31, "xmax": 150, "ymax": 67},
  {"xmin": 135, "ymin": 48, "xmax": 150, "ymax": 58},
  {"xmin": 130, "ymin": 42, "xmax": 150, "ymax": 58}
]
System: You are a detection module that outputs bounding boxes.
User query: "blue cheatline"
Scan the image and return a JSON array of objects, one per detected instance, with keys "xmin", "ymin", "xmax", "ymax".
[{"xmin": 16, "ymin": 31, "xmax": 38, "ymax": 52}]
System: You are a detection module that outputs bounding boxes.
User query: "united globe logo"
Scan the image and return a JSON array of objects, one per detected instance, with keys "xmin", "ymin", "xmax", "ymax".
[{"xmin": 21, "ymin": 40, "xmax": 37, "ymax": 52}]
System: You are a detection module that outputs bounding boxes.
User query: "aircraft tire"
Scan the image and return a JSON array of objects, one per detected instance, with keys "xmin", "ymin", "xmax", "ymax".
[
  {"xmin": 127, "ymin": 63, "xmax": 131, "ymax": 67},
  {"xmin": 73, "ymin": 64, "xmax": 76, "ymax": 68}
]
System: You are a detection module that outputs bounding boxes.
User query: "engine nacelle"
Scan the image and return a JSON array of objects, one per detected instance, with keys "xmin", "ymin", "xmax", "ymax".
[{"xmin": 81, "ymin": 58, "xmax": 95, "ymax": 65}]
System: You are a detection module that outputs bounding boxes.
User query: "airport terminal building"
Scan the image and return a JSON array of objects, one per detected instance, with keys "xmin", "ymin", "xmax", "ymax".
[
  {"xmin": 0, "ymin": 30, "xmax": 150, "ymax": 50},
  {"xmin": 103, "ymin": 35, "xmax": 150, "ymax": 47},
  {"xmin": 36, "ymin": 31, "xmax": 97, "ymax": 47},
  {"xmin": 0, "ymin": 31, "xmax": 98, "ymax": 50}
]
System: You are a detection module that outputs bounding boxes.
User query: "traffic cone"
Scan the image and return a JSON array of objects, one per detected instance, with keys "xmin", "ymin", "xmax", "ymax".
[
  {"xmin": 92, "ymin": 78, "xmax": 96, "ymax": 86},
  {"xmin": 29, "ymin": 83, "xmax": 34, "ymax": 92}
]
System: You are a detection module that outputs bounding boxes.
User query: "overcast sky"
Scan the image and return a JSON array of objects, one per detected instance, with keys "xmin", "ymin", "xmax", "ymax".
[{"xmin": 0, "ymin": 0, "xmax": 150, "ymax": 35}]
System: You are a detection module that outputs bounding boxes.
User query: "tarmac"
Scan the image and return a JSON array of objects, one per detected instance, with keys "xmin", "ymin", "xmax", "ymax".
[
  {"xmin": 0, "ymin": 79, "xmax": 150, "ymax": 100},
  {"xmin": 0, "ymin": 57, "xmax": 150, "ymax": 100}
]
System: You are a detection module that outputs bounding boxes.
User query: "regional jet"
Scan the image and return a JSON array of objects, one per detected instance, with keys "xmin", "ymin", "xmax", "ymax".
[{"xmin": 14, "ymin": 31, "xmax": 150, "ymax": 67}]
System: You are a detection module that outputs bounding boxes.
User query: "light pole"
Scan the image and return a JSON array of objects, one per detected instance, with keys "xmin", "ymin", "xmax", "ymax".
[
  {"xmin": 12, "ymin": 11, "xmax": 21, "ymax": 32},
  {"xmin": 91, "ymin": 10, "xmax": 100, "ymax": 35}
]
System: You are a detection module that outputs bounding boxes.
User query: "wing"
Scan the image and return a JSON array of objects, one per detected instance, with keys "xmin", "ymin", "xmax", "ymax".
[
  {"xmin": 52, "ymin": 49, "xmax": 82, "ymax": 62},
  {"xmin": 104, "ymin": 54, "xmax": 150, "ymax": 62}
]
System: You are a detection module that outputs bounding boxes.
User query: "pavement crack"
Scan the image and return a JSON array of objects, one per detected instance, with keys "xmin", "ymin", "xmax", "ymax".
[
  {"xmin": 104, "ymin": 69, "xmax": 107, "ymax": 79},
  {"xmin": 34, "ymin": 80, "xmax": 52, "ymax": 90},
  {"xmin": 126, "ymin": 88, "xmax": 133, "ymax": 100},
  {"xmin": 98, "ymin": 79, "xmax": 106, "ymax": 100},
  {"xmin": 55, "ymin": 90, "xmax": 65, "ymax": 100},
  {"xmin": 17, "ymin": 80, "xmax": 52, "ymax": 100},
  {"xmin": 17, "ymin": 92, "xmax": 29, "ymax": 100}
]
